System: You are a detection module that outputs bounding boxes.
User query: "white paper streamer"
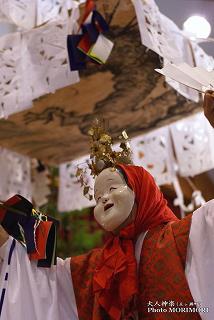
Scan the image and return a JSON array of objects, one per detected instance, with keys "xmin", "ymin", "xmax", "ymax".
[
  {"xmin": 192, "ymin": 42, "xmax": 214, "ymax": 72},
  {"xmin": 156, "ymin": 63, "xmax": 214, "ymax": 93},
  {"xmin": 57, "ymin": 117, "xmax": 213, "ymax": 211},
  {"xmin": 0, "ymin": 0, "xmax": 36, "ymax": 29},
  {"xmin": 23, "ymin": 17, "xmax": 79, "ymax": 99},
  {"xmin": 172, "ymin": 175, "xmax": 206, "ymax": 217},
  {"xmin": 133, "ymin": 0, "xmax": 176, "ymax": 60},
  {"xmin": 0, "ymin": 32, "xmax": 32, "ymax": 118},
  {"xmin": 0, "ymin": 148, "xmax": 32, "ymax": 201},
  {"xmin": 130, "ymin": 126, "xmax": 176, "ymax": 185},
  {"xmin": 0, "ymin": 0, "xmax": 78, "ymax": 29},
  {"xmin": 0, "ymin": 14, "xmax": 79, "ymax": 118},
  {"xmin": 132, "ymin": 0, "xmax": 214, "ymax": 102},
  {"xmin": 170, "ymin": 112, "xmax": 214, "ymax": 177},
  {"xmin": 0, "ymin": 112, "xmax": 211, "ymax": 213},
  {"xmin": 31, "ymin": 160, "xmax": 51, "ymax": 208}
]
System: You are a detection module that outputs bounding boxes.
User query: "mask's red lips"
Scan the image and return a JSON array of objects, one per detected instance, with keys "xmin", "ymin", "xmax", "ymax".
[{"xmin": 104, "ymin": 203, "xmax": 114, "ymax": 211}]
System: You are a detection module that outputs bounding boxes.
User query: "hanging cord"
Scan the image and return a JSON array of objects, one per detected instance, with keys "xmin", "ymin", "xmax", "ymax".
[
  {"xmin": 172, "ymin": 172, "xmax": 206, "ymax": 218},
  {"xmin": 184, "ymin": 177, "xmax": 206, "ymax": 208},
  {"xmin": 172, "ymin": 175, "xmax": 192, "ymax": 218}
]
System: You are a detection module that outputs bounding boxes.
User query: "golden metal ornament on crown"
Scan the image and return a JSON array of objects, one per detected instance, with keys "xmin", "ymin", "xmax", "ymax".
[{"xmin": 76, "ymin": 119, "xmax": 133, "ymax": 200}]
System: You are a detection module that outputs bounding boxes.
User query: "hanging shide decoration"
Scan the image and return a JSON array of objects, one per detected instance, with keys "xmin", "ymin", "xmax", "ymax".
[
  {"xmin": 0, "ymin": 0, "xmax": 214, "ymax": 213},
  {"xmin": 170, "ymin": 113, "xmax": 214, "ymax": 177},
  {"xmin": 0, "ymin": 147, "xmax": 32, "ymax": 202},
  {"xmin": 0, "ymin": 0, "xmax": 78, "ymax": 29},
  {"xmin": 130, "ymin": 126, "xmax": 176, "ymax": 186},
  {"xmin": 0, "ymin": 0, "xmax": 115, "ymax": 118},
  {"xmin": 58, "ymin": 113, "xmax": 214, "ymax": 213},
  {"xmin": 132, "ymin": 0, "xmax": 214, "ymax": 102},
  {"xmin": 0, "ymin": 112, "xmax": 214, "ymax": 212},
  {"xmin": 0, "ymin": 0, "xmax": 80, "ymax": 118},
  {"xmin": 0, "ymin": 0, "xmax": 213, "ymax": 118},
  {"xmin": 0, "ymin": 150, "xmax": 51, "ymax": 209}
]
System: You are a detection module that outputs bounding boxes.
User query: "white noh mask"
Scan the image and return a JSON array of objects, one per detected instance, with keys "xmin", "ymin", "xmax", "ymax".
[{"xmin": 94, "ymin": 167, "xmax": 135, "ymax": 232}]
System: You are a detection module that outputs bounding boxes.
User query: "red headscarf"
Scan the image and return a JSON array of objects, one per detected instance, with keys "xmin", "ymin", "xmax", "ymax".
[{"xmin": 93, "ymin": 164, "xmax": 179, "ymax": 320}]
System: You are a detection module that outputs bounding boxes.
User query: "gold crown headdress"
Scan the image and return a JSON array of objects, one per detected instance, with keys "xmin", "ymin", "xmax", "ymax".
[{"xmin": 76, "ymin": 119, "xmax": 133, "ymax": 200}]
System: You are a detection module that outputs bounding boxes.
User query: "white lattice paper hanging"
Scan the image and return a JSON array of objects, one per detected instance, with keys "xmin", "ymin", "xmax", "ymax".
[
  {"xmin": 0, "ymin": 0, "xmax": 79, "ymax": 29},
  {"xmin": 170, "ymin": 112, "xmax": 214, "ymax": 177},
  {"xmin": 133, "ymin": 0, "xmax": 210, "ymax": 102},
  {"xmin": 0, "ymin": 32, "xmax": 32, "ymax": 118},
  {"xmin": 58, "ymin": 155, "xmax": 96, "ymax": 212},
  {"xmin": 133, "ymin": 0, "xmax": 178, "ymax": 60},
  {"xmin": 161, "ymin": 17, "xmax": 199, "ymax": 102},
  {"xmin": 37, "ymin": 0, "xmax": 78, "ymax": 26},
  {"xmin": 0, "ymin": 147, "xmax": 32, "ymax": 201},
  {"xmin": 131, "ymin": 126, "xmax": 176, "ymax": 185},
  {"xmin": 191, "ymin": 42, "xmax": 214, "ymax": 72},
  {"xmin": 24, "ymin": 17, "xmax": 79, "ymax": 99},
  {"xmin": 0, "ymin": 0, "xmax": 36, "ymax": 29},
  {"xmin": 0, "ymin": 13, "xmax": 79, "ymax": 118},
  {"xmin": 163, "ymin": 27, "xmax": 199, "ymax": 102}
]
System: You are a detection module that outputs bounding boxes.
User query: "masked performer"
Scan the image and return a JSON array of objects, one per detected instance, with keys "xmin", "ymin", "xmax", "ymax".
[{"xmin": 0, "ymin": 91, "xmax": 214, "ymax": 320}]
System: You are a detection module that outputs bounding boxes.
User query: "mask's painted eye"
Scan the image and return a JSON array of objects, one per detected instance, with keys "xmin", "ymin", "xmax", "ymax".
[{"xmin": 110, "ymin": 187, "xmax": 117, "ymax": 191}]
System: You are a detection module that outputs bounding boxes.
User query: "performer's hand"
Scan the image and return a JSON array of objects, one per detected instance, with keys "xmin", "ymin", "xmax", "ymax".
[
  {"xmin": 0, "ymin": 225, "xmax": 9, "ymax": 247},
  {"xmin": 203, "ymin": 90, "xmax": 214, "ymax": 128}
]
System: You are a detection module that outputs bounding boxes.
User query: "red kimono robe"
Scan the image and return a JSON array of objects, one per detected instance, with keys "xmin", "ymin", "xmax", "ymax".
[{"xmin": 70, "ymin": 214, "xmax": 201, "ymax": 319}]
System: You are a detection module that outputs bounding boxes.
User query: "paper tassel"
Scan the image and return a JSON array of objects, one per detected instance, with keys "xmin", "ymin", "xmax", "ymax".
[
  {"xmin": 67, "ymin": 6, "xmax": 113, "ymax": 71},
  {"xmin": 170, "ymin": 112, "xmax": 214, "ymax": 177}
]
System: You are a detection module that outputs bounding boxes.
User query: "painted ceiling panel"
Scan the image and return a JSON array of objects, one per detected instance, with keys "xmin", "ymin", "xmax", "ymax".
[{"xmin": 0, "ymin": 0, "xmax": 201, "ymax": 165}]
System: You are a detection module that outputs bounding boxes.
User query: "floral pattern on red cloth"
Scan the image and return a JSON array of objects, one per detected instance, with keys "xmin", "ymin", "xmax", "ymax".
[
  {"xmin": 70, "ymin": 164, "xmax": 201, "ymax": 319},
  {"xmin": 138, "ymin": 213, "xmax": 201, "ymax": 320},
  {"xmin": 70, "ymin": 214, "xmax": 201, "ymax": 319}
]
